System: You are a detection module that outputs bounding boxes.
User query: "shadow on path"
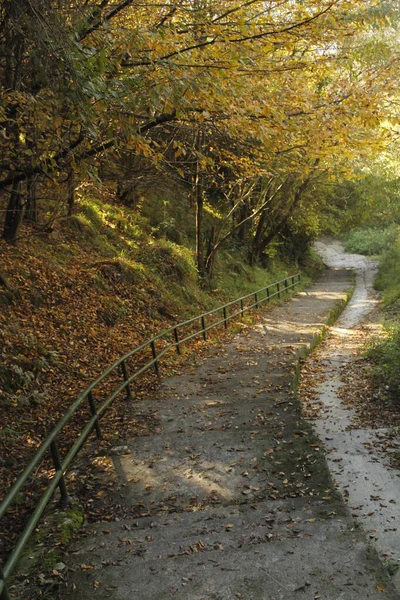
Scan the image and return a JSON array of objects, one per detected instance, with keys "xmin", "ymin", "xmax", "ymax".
[{"xmin": 62, "ymin": 268, "xmax": 399, "ymax": 600}]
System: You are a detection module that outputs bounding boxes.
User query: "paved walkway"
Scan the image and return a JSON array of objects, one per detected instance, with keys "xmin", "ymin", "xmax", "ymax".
[
  {"xmin": 63, "ymin": 269, "xmax": 399, "ymax": 599},
  {"xmin": 311, "ymin": 239, "xmax": 400, "ymax": 584}
]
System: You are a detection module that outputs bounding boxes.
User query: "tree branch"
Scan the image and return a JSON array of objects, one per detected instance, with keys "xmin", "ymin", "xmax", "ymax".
[
  {"xmin": 230, "ymin": 1, "xmax": 340, "ymax": 42},
  {"xmin": 0, "ymin": 133, "xmax": 86, "ymax": 188},
  {"xmin": 122, "ymin": 38, "xmax": 217, "ymax": 68},
  {"xmin": 205, "ymin": 181, "xmax": 284, "ymax": 268},
  {"xmin": 77, "ymin": 0, "xmax": 136, "ymax": 41},
  {"xmin": 0, "ymin": 112, "xmax": 177, "ymax": 189}
]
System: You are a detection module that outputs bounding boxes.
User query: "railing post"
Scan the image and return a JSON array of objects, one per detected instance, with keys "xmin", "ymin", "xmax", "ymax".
[
  {"xmin": 0, "ymin": 568, "xmax": 11, "ymax": 600},
  {"xmin": 120, "ymin": 360, "xmax": 132, "ymax": 400},
  {"xmin": 201, "ymin": 316, "xmax": 207, "ymax": 340},
  {"xmin": 50, "ymin": 440, "xmax": 68, "ymax": 506},
  {"xmin": 150, "ymin": 340, "xmax": 159, "ymax": 376},
  {"xmin": 173, "ymin": 327, "xmax": 181, "ymax": 355},
  {"xmin": 88, "ymin": 391, "xmax": 102, "ymax": 439},
  {"xmin": 0, "ymin": 272, "xmax": 316, "ymax": 600}
]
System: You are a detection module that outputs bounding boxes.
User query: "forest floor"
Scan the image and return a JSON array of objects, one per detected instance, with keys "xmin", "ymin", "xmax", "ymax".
[{"xmin": 50, "ymin": 245, "xmax": 400, "ymax": 600}]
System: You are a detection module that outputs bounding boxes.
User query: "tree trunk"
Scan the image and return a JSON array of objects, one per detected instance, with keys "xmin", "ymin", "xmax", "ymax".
[
  {"xmin": 238, "ymin": 199, "xmax": 249, "ymax": 243},
  {"xmin": 25, "ymin": 175, "xmax": 38, "ymax": 222},
  {"xmin": 2, "ymin": 182, "xmax": 24, "ymax": 243},
  {"xmin": 205, "ymin": 225, "xmax": 216, "ymax": 279},
  {"xmin": 257, "ymin": 179, "xmax": 311, "ymax": 257},
  {"xmin": 195, "ymin": 161, "xmax": 205, "ymax": 277},
  {"xmin": 250, "ymin": 209, "xmax": 268, "ymax": 266},
  {"xmin": 67, "ymin": 167, "xmax": 75, "ymax": 216},
  {"xmin": 2, "ymin": 3, "xmax": 25, "ymax": 242}
]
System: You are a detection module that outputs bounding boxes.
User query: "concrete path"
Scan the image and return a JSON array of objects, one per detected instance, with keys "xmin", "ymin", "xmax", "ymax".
[
  {"xmin": 309, "ymin": 239, "xmax": 400, "ymax": 586},
  {"xmin": 63, "ymin": 266, "xmax": 399, "ymax": 599}
]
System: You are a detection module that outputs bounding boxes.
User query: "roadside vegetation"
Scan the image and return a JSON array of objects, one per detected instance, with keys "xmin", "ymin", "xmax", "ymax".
[
  {"xmin": 340, "ymin": 153, "xmax": 400, "ymax": 402},
  {"xmin": 0, "ymin": 181, "xmax": 317, "ymax": 491},
  {"xmin": 369, "ymin": 230, "xmax": 400, "ymax": 401},
  {"xmin": 1, "ymin": 177, "xmax": 322, "ymax": 574},
  {"xmin": 344, "ymin": 225, "xmax": 400, "ymax": 257}
]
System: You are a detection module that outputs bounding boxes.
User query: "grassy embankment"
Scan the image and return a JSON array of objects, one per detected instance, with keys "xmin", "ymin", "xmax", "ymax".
[
  {"xmin": 344, "ymin": 225, "xmax": 400, "ymax": 399},
  {"xmin": 0, "ymin": 184, "xmax": 324, "ymax": 597},
  {"xmin": 0, "ymin": 184, "xmax": 321, "ymax": 498}
]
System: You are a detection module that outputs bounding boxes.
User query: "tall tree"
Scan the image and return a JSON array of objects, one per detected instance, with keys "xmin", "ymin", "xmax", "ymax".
[{"xmin": 0, "ymin": 0, "xmax": 398, "ymax": 258}]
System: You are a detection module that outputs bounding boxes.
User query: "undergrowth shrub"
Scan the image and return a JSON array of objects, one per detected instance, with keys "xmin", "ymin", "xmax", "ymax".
[
  {"xmin": 140, "ymin": 190, "xmax": 193, "ymax": 245},
  {"xmin": 367, "ymin": 323, "xmax": 400, "ymax": 402},
  {"xmin": 0, "ymin": 328, "xmax": 57, "ymax": 405},
  {"xmin": 299, "ymin": 248, "xmax": 325, "ymax": 278},
  {"xmin": 365, "ymin": 227, "xmax": 400, "ymax": 400},
  {"xmin": 344, "ymin": 225, "xmax": 399, "ymax": 256},
  {"xmin": 375, "ymin": 231, "xmax": 400, "ymax": 306},
  {"xmin": 79, "ymin": 201, "xmax": 104, "ymax": 230},
  {"xmin": 140, "ymin": 240, "xmax": 197, "ymax": 284}
]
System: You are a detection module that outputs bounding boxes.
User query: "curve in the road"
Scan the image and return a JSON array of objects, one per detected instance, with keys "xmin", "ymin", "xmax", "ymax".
[{"xmin": 311, "ymin": 238, "xmax": 400, "ymax": 586}]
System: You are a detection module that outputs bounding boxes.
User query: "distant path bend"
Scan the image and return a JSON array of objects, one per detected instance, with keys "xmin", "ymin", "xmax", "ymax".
[{"xmin": 309, "ymin": 238, "xmax": 400, "ymax": 590}]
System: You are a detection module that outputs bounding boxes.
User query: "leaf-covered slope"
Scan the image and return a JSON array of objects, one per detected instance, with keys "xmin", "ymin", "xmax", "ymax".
[{"xmin": 0, "ymin": 189, "xmax": 309, "ymax": 503}]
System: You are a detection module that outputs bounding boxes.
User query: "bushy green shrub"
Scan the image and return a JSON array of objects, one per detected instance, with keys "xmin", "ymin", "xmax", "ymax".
[
  {"xmin": 345, "ymin": 225, "xmax": 400, "ymax": 256},
  {"xmin": 140, "ymin": 240, "xmax": 197, "ymax": 284},
  {"xmin": 344, "ymin": 225, "xmax": 399, "ymax": 256},
  {"xmin": 366, "ymin": 227, "xmax": 400, "ymax": 400},
  {"xmin": 368, "ymin": 323, "xmax": 400, "ymax": 402},
  {"xmin": 375, "ymin": 229, "xmax": 400, "ymax": 305}
]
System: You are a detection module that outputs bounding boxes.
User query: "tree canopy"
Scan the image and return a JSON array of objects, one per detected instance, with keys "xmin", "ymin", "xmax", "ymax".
[{"xmin": 0, "ymin": 0, "xmax": 399, "ymax": 270}]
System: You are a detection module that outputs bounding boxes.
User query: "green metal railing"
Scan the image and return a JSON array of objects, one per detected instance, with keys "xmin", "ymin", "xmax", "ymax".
[{"xmin": 0, "ymin": 273, "xmax": 300, "ymax": 599}]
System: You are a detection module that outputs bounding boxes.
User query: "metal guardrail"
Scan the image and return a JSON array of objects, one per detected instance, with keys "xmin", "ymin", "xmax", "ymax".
[{"xmin": 0, "ymin": 273, "xmax": 300, "ymax": 599}]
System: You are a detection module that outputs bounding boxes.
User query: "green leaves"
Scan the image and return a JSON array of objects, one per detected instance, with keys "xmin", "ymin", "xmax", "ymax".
[{"xmin": 1, "ymin": 0, "xmax": 398, "ymax": 248}]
